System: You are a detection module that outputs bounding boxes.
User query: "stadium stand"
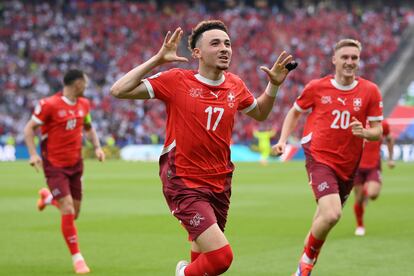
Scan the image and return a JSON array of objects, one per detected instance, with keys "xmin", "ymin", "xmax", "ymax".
[{"xmin": 0, "ymin": 0, "xmax": 413, "ymax": 146}]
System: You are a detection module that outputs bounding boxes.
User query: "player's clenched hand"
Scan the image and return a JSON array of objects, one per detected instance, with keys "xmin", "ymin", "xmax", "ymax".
[
  {"xmin": 272, "ymin": 142, "xmax": 286, "ymax": 156},
  {"xmin": 350, "ymin": 117, "xmax": 365, "ymax": 138},
  {"xmin": 95, "ymin": 147, "xmax": 105, "ymax": 162},
  {"xmin": 260, "ymin": 51, "xmax": 294, "ymax": 86},
  {"xmin": 29, "ymin": 154, "xmax": 43, "ymax": 172},
  {"xmin": 156, "ymin": 27, "xmax": 189, "ymax": 64}
]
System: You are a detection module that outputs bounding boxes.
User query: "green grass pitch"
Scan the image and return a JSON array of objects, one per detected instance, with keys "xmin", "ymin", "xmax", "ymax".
[{"xmin": 1, "ymin": 160, "xmax": 413, "ymax": 275}]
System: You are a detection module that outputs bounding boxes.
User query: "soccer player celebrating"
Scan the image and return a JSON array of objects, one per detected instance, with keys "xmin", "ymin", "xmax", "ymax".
[
  {"xmin": 24, "ymin": 69, "xmax": 105, "ymax": 274},
  {"xmin": 273, "ymin": 39, "xmax": 383, "ymax": 276},
  {"xmin": 353, "ymin": 119, "xmax": 395, "ymax": 236},
  {"xmin": 111, "ymin": 20, "xmax": 294, "ymax": 275}
]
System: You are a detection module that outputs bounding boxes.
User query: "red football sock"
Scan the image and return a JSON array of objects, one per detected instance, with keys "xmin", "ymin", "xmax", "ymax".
[
  {"xmin": 191, "ymin": 251, "xmax": 201, "ymax": 262},
  {"xmin": 61, "ymin": 214, "xmax": 80, "ymax": 255},
  {"xmin": 184, "ymin": 244, "xmax": 233, "ymax": 276},
  {"xmin": 354, "ymin": 203, "xmax": 364, "ymax": 227},
  {"xmin": 304, "ymin": 233, "xmax": 325, "ymax": 260}
]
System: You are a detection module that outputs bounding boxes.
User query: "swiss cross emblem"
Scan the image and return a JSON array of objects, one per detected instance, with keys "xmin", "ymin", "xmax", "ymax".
[
  {"xmin": 227, "ymin": 91, "xmax": 235, "ymax": 102},
  {"xmin": 353, "ymin": 98, "xmax": 362, "ymax": 111},
  {"xmin": 227, "ymin": 91, "xmax": 235, "ymax": 108}
]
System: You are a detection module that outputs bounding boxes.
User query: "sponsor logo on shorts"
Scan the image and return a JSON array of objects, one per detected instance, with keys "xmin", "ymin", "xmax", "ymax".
[
  {"xmin": 190, "ymin": 213, "xmax": 205, "ymax": 228},
  {"xmin": 317, "ymin": 181, "xmax": 329, "ymax": 192},
  {"xmin": 52, "ymin": 188, "xmax": 61, "ymax": 197}
]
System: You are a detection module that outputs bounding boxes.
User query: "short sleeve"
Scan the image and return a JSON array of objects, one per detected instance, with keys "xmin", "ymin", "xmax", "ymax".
[
  {"xmin": 143, "ymin": 69, "xmax": 179, "ymax": 102},
  {"xmin": 31, "ymin": 99, "xmax": 51, "ymax": 125},
  {"xmin": 294, "ymin": 82, "xmax": 314, "ymax": 112},
  {"xmin": 237, "ymin": 80, "xmax": 256, "ymax": 113}
]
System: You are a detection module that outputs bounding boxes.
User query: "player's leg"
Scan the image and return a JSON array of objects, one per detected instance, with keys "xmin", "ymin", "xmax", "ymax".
[
  {"xmin": 67, "ymin": 162, "xmax": 90, "ymax": 274},
  {"xmin": 190, "ymin": 242, "xmax": 202, "ymax": 262},
  {"xmin": 292, "ymin": 157, "xmax": 345, "ymax": 276},
  {"xmin": 174, "ymin": 186, "xmax": 233, "ymax": 275},
  {"xmin": 353, "ymin": 183, "xmax": 366, "ymax": 235},
  {"xmin": 366, "ymin": 181, "xmax": 381, "ymax": 200},
  {"xmin": 365, "ymin": 169, "xmax": 382, "ymax": 201},
  {"xmin": 73, "ymin": 199, "xmax": 82, "ymax": 220},
  {"xmin": 57, "ymin": 195, "xmax": 88, "ymax": 274},
  {"xmin": 177, "ymin": 224, "xmax": 233, "ymax": 276},
  {"xmin": 293, "ymin": 194, "xmax": 342, "ymax": 276},
  {"xmin": 353, "ymin": 169, "xmax": 367, "ymax": 236}
]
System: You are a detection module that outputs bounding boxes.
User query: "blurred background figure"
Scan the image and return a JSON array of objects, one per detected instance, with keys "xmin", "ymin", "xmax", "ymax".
[{"xmin": 353, "ymin": 119, "xmax": 395, "ymax": 236}]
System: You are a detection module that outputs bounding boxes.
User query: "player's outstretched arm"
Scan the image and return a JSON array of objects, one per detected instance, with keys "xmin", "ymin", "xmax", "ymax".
[
  {"xmin": 272, "ymin": 107, "xmax": 302, "ymax": 156},
  {"xmin": 85, "ymin": 128, "xmax": 105, "ymax": 162},
  {"xmin": 247, "ymin": 51, "xmax": 295, "ymax": 121},
  {"xmin": 23, "ymin": 119, "xmax": 43, "ymax": 172},
  {"xmin": 111, "ymin": 27, "xmax": 188, "ymax": 99}
]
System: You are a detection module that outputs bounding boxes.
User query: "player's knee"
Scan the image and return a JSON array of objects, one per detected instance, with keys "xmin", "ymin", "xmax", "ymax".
[
  {"xmin": 206, "ymin": 244, "xmax": 233, "ymax": 275},
  {"xmin": 59, "ymin": 201, "xmax": 75, "ymax": 214},
  {"xmin": 324, "ymin": 210, "xmax": 342, "ymax": 226}
]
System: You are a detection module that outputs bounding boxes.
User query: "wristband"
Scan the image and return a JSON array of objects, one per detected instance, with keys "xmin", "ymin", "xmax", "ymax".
[{"xmin": 265, "ymin": 84, "xmax": 279, "ymax": 97}]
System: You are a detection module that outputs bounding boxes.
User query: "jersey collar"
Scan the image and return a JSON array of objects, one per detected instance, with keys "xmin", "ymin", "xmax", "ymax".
[
  {"xmin": 61, "ymin": 95, "xmax": 77, "ymax": 106},
  {"xmin": 194, "ymin": 73, "xmax": 225, "ymax": 86},
  {"xmin": 330, "ymin": 78, "xmax": 358, "ymax": 91}
]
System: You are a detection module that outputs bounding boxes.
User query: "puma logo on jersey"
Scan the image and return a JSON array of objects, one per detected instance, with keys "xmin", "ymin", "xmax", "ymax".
[
  {"xmin": 210, "ymin": 91, "xmax": 220, "ymax": 99},
  {"xmin": 337, "ymin": 97, "xmax": 346, "ymax": 105}
]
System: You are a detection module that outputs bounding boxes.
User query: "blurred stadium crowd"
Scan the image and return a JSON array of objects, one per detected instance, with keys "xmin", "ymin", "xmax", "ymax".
[{"xmin": 1, "ymin": 0, "xmax": 413, "ymax": 146}]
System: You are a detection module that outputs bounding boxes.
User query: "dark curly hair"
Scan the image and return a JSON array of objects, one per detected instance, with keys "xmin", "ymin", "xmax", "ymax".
[{"xmin": 188, "ymin": 20, "xmax": 229, "ymax": 51}]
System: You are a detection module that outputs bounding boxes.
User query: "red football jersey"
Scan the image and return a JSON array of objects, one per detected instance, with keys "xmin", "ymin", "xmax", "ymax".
[
  {"xmin": 358, "ymin": 120, "xmax": 390, "ymax": 169},
  {"xmin": 32, "ymin": 92, "xmax": 91, "ymax": 167},
  {"xmin": 296, "ymin": 76, "xmax": 383, "ymax": 181},
  {"xmin": 144, "ymin": 69, "xmax": 256, "ymax": 192}
]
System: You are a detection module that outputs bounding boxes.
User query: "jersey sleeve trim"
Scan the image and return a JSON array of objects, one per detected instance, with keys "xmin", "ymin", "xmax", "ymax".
[
  {"xmin": 142, "ymin": 79, "xmax": 155, "ymax": 99},
  {"xmin": 367, "ymin": 115, "xmax": 384, "ymax": 121},
  {"xmin": 161, "ymin": 140, "xmax": 176, "ymax": 155},
  {"xmin": 241, "ymin": 98, "xmax": 257, "ymax": 114},
  {"xmin": 300, "ymin": 132, "xmax": 312, "ymax": 144},
  {"xmin": 294, "ymin": 102, "xmax": 309, "ymax": 113},
  {"xmin": 31, "ymin": 115, "xmax": 44, "ymax": 125}
]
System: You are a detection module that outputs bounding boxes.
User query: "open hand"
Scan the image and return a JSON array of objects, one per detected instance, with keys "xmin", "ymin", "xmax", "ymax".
[
  {"xmin": 156, "ymin": 27, "xmax": 189, "ymax": 64},
  {"xmin": 260, "ymin": 51, "xmax": 294, "ymax": 86}
]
